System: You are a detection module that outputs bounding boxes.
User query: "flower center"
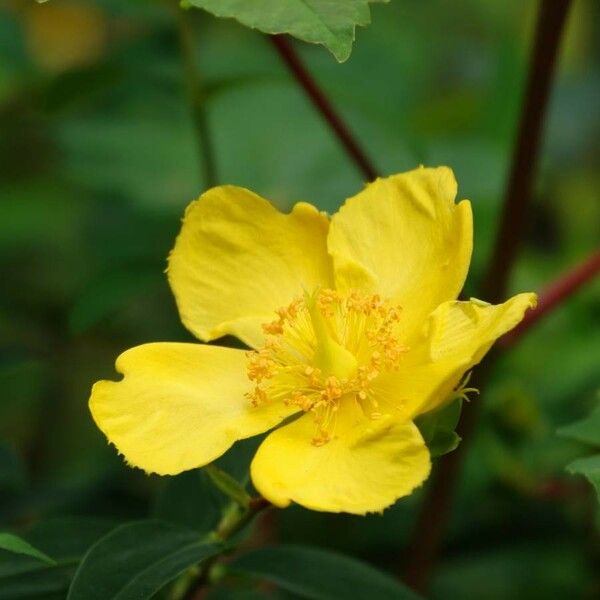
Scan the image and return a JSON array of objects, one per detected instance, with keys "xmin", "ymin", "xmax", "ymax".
[{"xmin": 246, "ymin": 289, "xmax": 406, "ymax": 445}]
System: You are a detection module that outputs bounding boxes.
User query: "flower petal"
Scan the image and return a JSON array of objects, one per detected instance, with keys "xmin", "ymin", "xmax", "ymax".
[
  {"xmin": 328, "ymin": 167, "xmax": 472, "ymax": 338},
  {"xmin": 250, "ymin": 402, "xmax": 431, "ymax": 514},
  {"xmin": 168, "ymin": 186, "xmax": 333, "ymax": 348},
  {"xmin": 372, "ymin": 293, "xmax": 537, "ymax": 419},
  {"xmin": 89, "ymin": 343, "xmax": 297, "ymax": 475}
]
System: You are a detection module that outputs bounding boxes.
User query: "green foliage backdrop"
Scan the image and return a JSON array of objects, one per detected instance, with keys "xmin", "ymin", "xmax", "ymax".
[{"xmin": 0, "ymin": 0, "xmax": 599, "ymax": 598}]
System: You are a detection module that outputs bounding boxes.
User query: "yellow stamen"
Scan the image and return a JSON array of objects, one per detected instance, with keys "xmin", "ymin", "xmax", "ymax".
[{"xmin": 246, "ymin": 289, "xmax": 406, "ymax": 444}]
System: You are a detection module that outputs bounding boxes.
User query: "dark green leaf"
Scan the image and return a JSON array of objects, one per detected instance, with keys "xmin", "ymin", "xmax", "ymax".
[
  {"xmin": 153, "ymin": 470, "xmax": 225, "ymax": 532},
  {"xmin": 229, "ymin": 545, "xmax": 420, "ymax": 600},
  {"xmin": 67, "ymin": 520, "xmax": 222, "ymax": 600},
  {"xmin": 215, "ymin": 437, "xmax": 263, "ymax": 486},
  {"xmin": 205, "ymin": 464, "xmax": 252, "ymax": 508},
  {"xmin": 187, "ymin": 0, "xmax": 389, "ymax": 62},
  {"xmin": 0, "ymin": 444, "xmax": 25, "ymax": 495},
  {"xmin": 26, "ymin": 518, "xmax": 121, "ymax": 564},
  {"xmin": 557, "ymin": 403, "xmax": 600, "ymax": 447},
  {"xmin": 0, "ymin": 518, "xmax": 118, "ymax": 599},
  {"xmin": 0, "ymin": 444, "xmax": 26, "ymax": 522},
  {"xmin": 566, "ymin": 455, "xmax": 600, "ymax": 502},
  {"xmin": 207, "ymin": 584, "xmax": 286, "ymax": 599},
  {"xmin": 416, "ymin": 399, "xmax": 463, "ymax": 458},
  {"xmin": 0, "ymin": 534, "xmax": 54, "ymax": 565},
  {"xmin": 427, "ymin": 430, "xmax": 461, "ymax": 458},
  {"xmin": 0, "ymin": 564, "xmax": 77, "ymax": 600}
]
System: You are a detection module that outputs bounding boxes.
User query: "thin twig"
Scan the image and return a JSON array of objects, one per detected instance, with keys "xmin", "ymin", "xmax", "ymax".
[
  {"xmin": 502, "ymin": 248, "xmax": 600, "ymax": 348},
  {"xmin": 269, "ymin": 35, "xmax": 379, "ymax": 181},
  {"xmin": 180, "ymin": 496, "xmax": 272, "ymax": 600},
  {"xmin": 481, "ymin": 0, "xmax": 573, "ymax": 303},
  {"xmin": 402, "ymin": 245, "xmax": 600, "ymax": 591},
  {"xmin": 174, "ymin": 5, "xmax": 217, "ymax": 188},
  {"xmin": 404, "ymin": 0, "xmax": 573, "ymax": 592},
  {"xmin": 216, "ymin": 496, "xmax": 272, "ymax": 541},
  {"xmin": 402, "ymin": 358, "xmax": 495, "ymax": 591}
]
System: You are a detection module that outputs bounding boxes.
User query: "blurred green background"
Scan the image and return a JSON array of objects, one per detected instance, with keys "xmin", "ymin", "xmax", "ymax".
[{"xmin": 1, "ymin": 0, "xmax": 599, "ymax": 598}]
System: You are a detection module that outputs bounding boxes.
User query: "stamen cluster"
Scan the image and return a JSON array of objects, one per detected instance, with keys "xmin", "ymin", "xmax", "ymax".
[{"xmin": 246, "ymin": 289, "xmax": 406, "ymax": 445}]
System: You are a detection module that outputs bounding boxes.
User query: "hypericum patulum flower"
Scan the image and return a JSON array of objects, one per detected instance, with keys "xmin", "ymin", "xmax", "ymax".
[{"xmin": 90, "ymin": 167, "xmax": 536, "ymax": 514}]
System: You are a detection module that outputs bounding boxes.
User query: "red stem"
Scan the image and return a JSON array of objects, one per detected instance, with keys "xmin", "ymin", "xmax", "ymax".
[
  {"xmin": 482, "ymin": 0, "xmax": 573, "ymax": 303},
  {"xmin": 402, "ymin": 246, "xmax": 599, "ymax": 591},
  {"xmin": 268, "ymin": 35, "xmax": 379, "ymax": 182},
  {"xmin": 404, "ymin": 0, "xmax": 573, "ymax": 592},
  {"xmin": 502, "ymin": 249, "xmax": 600, "ymax": 348}
]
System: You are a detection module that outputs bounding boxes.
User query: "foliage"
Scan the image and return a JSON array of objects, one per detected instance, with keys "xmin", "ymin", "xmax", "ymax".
[
  {"xmin": 416, "ymin": 399, "xmax": 463, "ymax": 458},
  {"xmin": 0, "ymin": 518, "xmax": 119, "ymax": 599},
  {"xmin": 558, "ymin": 400, "xmax": 600, "ymax": 505},
  {"xmin": 566, "ymin": 456, "xmax": 600, "ymax": 504},
  {"xmin": 0, "ymin": 533, "xmax": 55, "ymax": 565},
  {"xmin": 67, "ymin": 521, "xmax": 222, "ymax": 600},
  {"xmin": 187, "ymin": 0, "xmax": 388, "ymax": 62},
  {"xmin": 0, "ymin": 0, "xmax": 599, "ymax": 598},
  {"xmin": 229, "ymin": 544, "xmax": 420, "ymax": 599}
]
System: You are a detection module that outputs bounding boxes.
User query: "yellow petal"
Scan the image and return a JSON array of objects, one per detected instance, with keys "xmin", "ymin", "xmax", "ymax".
[
  {"xmin": 89, "ymin": 343, "xmax": 296, "ymax": 475},
  {"xmin": 250, "ymin": 402, "xmax": 431, "ymax": 514},
  {"xmin": 168, "ymin": 186, "xmax": 333, "ymax": 348},
  {"xmin": 373, "ymin": 293, "xmax": 537, "ymax": 418},
  {"xmin": 328, "ymin": 167, "xmax": 472, "ymax": 338}
]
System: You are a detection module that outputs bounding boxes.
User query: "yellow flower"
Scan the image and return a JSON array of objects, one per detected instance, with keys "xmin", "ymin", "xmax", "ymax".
[{"xmin": 89, "ymin": 167, "xmax": 536, "ymax": 515}]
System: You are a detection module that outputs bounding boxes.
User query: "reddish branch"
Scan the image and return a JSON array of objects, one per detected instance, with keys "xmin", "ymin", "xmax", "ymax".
[
  {"xmin": 404, "ymin": 0, "xmax": 573, "ymax": 592},
  {"xmin": 482, "ymin": 0, "xmax": 573, "ymax": 303},
  {"xmin": 269, "ymin": 35, "xmax": 379, "ymax": 182},
  {"xmin": 502, "ymin": 249, "xmax": 600, "ymax": 348},
  {"xmin": 403, "ymin": 246, "xmax": 599, "ymax": 591}
]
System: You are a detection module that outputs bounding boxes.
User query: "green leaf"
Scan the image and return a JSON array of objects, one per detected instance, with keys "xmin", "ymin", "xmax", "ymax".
[
  {"xmin": 566, "ymin": 455, "xmax": 600, "ymax": 502},
  {"xmin": 0, "ymin": 444, "xmax": 26, "ymax": 522},
  {"xmin": 153, "ymin": 469, "xmax": 225, "ymax": 532},
  {"xmin": 215, "ymin": 436, "xmax": 263, "ymax": 486},
  {"xmin": 205, "ymin": 464, "xmax": 252, "ymax": 508},
  {"xmin": 0, "ymin": 518, "xmax": 119, "ymax": 599},
  {"xmin": 0, "ymin": 444, "xmax": 25, "ymax": 495},
  {"xmin": 0, "ymin": 566, "xmax": 77, "ymax": 600},
  {"xmin": 229, "ymin": 544, "xmax": 421, "ymax": 600},
  {"xmin": 187, "ymin": 0, "xmax": 389, "ymax": 62},
  {"xmin": 427, "ymin": 430, "xmax": 461, "ymax": 458},
  {"xmin": 67, "ymin": 520, "xmax": 222, "ymax": 600},
  {"xmin": 559, "ymin": 401, "xmax": 600, "ymax": 507},
  {"xmin": 26, "ymin": 518, "xmax": 122, "ymax": 565},
  {"xmin": 415, "ymin": 399, "xmax": 463, "ymax": 458},
  {"xmin": 0, "ymin": 534, "xmax": 55, "ymax": 565},
  {"xmin": 557, "ymin": 403, "xmax": 600, "ymax": 447}
]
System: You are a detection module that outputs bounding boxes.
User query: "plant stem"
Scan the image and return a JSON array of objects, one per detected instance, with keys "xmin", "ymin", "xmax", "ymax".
[
  {"xmin": 178, "ymin": 496, "xmax": 272, "ymax": 600},
  {"xmin": 501, "ymin": 248, "xmax": 600, "ymax": 348},
  {"xmin": 215, "ymin": 496, "xmax": 272, "ymax": 541},
  {"xmin": 482, "ymin": 0, "xmax": 573, "ymax": 303},
  {"xmin": 402, "ymin": 359, "xmax": 495, "ymax": 592},
  {"xmin": 403, "ymin": 246, "xmax": 599, "ymax": 592},
  {"xmin": 174, "ymin": 4, "xmax": 217, "ymax": 188},
  {"xmin": 269, "ymin": 35, "xmax": 379, "ymax": 182},
  {"xmin": 404, "ymin": 0, "xmax": 572, "ymax": 592}
]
